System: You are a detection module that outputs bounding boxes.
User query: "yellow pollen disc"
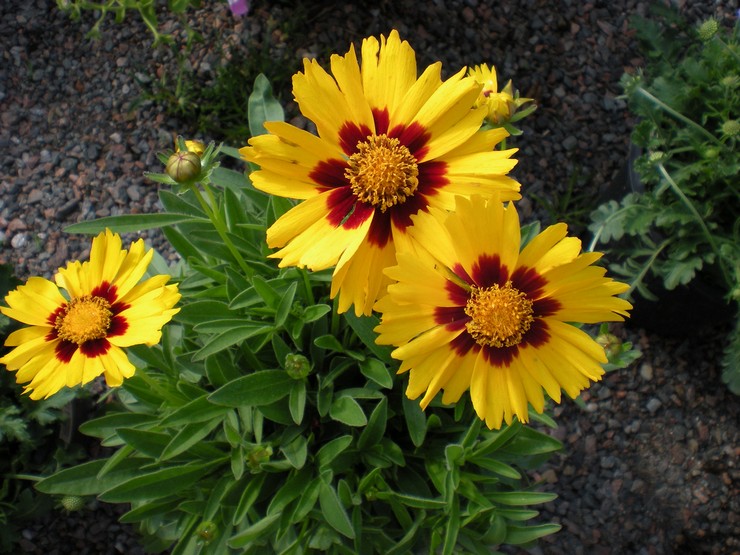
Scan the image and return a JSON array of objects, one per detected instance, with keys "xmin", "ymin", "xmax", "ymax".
[
  {"xmin": 55, "ymin": 295, "xmax": 112, "ymax": 345},
  {"xmin": 464, "ymin": 282, "xmax": 534, "ymax": 348},
  {"xmin": 345, "ymin": 134, "xmax": 419, "ymax": 212}
]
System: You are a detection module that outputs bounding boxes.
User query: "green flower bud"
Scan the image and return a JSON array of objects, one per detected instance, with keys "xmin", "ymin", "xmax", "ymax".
[
  {"xmin": 648, "ymin": 151, "xmax": 666, "ymax": 164},
  {"xmin": 195, "ymin": 521, "xmax": 218, "ymax": 545},
  {"xmin": 697, "ymin": 18, "xmax": 718, "ymax": 41},
  {"xmin": 721, "ymin": 75, "xmax": 739, "ymax": 88},
  {"xmin": 285, "ymin": 353, "xmax": 312, "ymax": 379},
  {"xmin": 60, "ymin": 495, "xmax": 86, "ymax": 512},
  {"xmin": 166, "ymin": 151, "xmax": 201, "ymax": 183},
  {"xmin": 247, "ymin": 445, "xmax": 273, "ymax": 472},
  {"xmin": 703, "ymin": 147, "xmax": 720, "ymax": 159},
  {"xmin": 721, "ymin": 119, "xmax": 739, "ymax": 137},
  {"xmin": 596, "ymin": 332, "xmax": 622, "ymax": 359}
]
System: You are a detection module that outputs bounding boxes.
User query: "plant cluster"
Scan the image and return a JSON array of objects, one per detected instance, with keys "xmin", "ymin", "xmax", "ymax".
[
  {"xmin": 588, "ymin": 9, "xmax": 739, "ymax": 392},
  {"xmin": 2, "ymin": 31, "xmax": 635, "ymax": 554}
]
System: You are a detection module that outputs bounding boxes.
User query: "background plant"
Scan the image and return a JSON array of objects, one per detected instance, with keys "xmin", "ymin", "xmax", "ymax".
[{"xmin": 588, "ymin": 8, "xmax": 739, "ymax": 392}]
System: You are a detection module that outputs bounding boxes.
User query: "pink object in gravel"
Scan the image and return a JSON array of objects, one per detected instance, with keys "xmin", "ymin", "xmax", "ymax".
[{"xmin": 227, "ymin": 0, "xmax": 248, "ymax": 18}]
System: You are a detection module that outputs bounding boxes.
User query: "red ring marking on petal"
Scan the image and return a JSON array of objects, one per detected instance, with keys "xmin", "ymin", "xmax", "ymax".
[
  {"xmin": 510, "ymin": 266, "xmax": 547, "ymax": 300},
  {"xmin": 388, "ymin": 121, "xmax": 430, "ymax": 160},
  {"xmin": 372, "ymin": 108, "xmax": 390, "ymax": 135},
  {"xmin": 325, "ymin": 187, "xmax": 374, "ymax": 230},
  {"xmin": 107, "ymin": 315, "xmax": 129, "ymax": 338},
  {"xmin": 417, "ymin": 161, "xmax": 449, "ymax": 194},
  {"xmin": 434, "ymin": 305, "xmax": 467, "ymax": 330},
  {"xmin": 338, "ymin": 121, "xmax": 373, "ymax": 156},
  {"xmin": 367, "ymin": 210, "xmax": 391, "ymax": 247},
  {"xmin": 309, "ymin": 159, "xmax": 349, "ymax": 189},
  {"xmin": 471, "ymin": 254, "xmax": 509, "ymax": 288},
  {"xmin": 80, "ymin": 338, "xmax": 111, "ymax": 358},
  {"xmin": 533, "ymin": 297, "xmax": 561, "ymax": 318},
  {"xmin": 55, "ymin": 340, "xmax": 77, "ymax": 363},
  {"xmin": 449, "ymin": 331, "xmax": 480, "ymax": 358}
]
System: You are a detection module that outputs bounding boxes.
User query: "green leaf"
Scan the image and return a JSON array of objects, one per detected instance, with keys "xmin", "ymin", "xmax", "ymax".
[
  {"xmin": 314, "ymin": 334, "xmax": 345, "ymax": 352},
  {"xmin": 468, "ymin": 457, "xmax": 521, "ymax": 480},
  {"xmin": 288, "ymin": 381, "xmax": 306, "ymax": 425},
  {"xmin": 64, "ymin": 213, "xmax": 203, "ymax": 234},
  {"xmin": 233, "ymin": 474, "xmax": 266, "ymax": 525},
  {"xmin": 319, "ymin": 482, "xmax": 355, "ymax": 539},
  {"xmin": 343, "ymin": 311, "xmax": 393, "ymax": 363},
  {"xmin": 160, "ymin": 417, "xmax": 222, "ymax": 461},
  {"xmin": 402, "ymin": 394, "xmax": 427, "ymax": 447},
  {"xmin": 99, "ymin": 461, "xmax": 219, "ymax": 503},
  {"xmin": 78, "ymin": 413, "xmax": 158, "ymax": 440},
  {"xmin": 176, "ymin": 300, "xmax": 233, "ymax": 325},
  {"xmin": 209, "ymin": 370, "xmax": 294, "ymax": 407},
  {"xmin": 357, "ymin": 397, "xmax": 387, "ymax": 449},
  {"xmin": 161, "ymin": 395, "xmax": 230, "ymax": 427},
  {"xmin": 36, "ymin": 458, "xmax": 147, "ymax": 496},
  {"xmin": 248, "ymin": 73, "xmax": 285, "ymax": 136},
  {"xmin": 117, "ymin": 428, "xmax": 170, "ymax": 459},
  {"xmin": 359, "ymin": 358, "xmax": 393, "ymax": 389},
  {"xmin": 374, "ymin": 491, "xmax": 447, "ymax": 509},
  {"xmin": 316, "ymin": 435, "xmax": 353, "ymax": 468},
  {"xmin": 281, "ymin": 435, "xmax": 308, "ymax": 469},
  {"xmin": 487, "ymin": 491, "xmax": 557, "ymax": 506},
  {"xmin": 275, "ymin": 281, "xmax": 298, "ymax": 326},
  {"xmin": 442, "ymin": 496, "xmax": 460, "ymax": 555},
  {"xmin": 329, "ymin": 396, "xmax": 367, "ymax": 427},
  {"xmin": 228, "ymin": 512, "xmax": 281, "ymax": 548},
  {"xmin": 504, "ymin": 523, "xmax": 562, "ymax": 545},
  {"xmin": 119, "ymin": 498, "xmax": 180, "ymax": 523},
  {"xmin": 193, "ymin": 325, "xmax": 271, "ymax": 360}
]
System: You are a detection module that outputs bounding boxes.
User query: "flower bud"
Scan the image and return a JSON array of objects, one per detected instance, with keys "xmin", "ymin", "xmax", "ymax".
[
  {"xmin": 721, "ymin": 119, "xmax": 739, "ymax": 137},
  {"xmin": 697, "ymin": 18, "xmax": 718, "ymax": 41},
  {"xmin": 60, "ymin": 495, "xmax": 86, "ymax": 512},
  {"xmin": 195, "ymin": 521, "xmax": 218, "ymax": 544},
  {"xmin": 247, "ymin": 445, "xmax": 273, "ymax": 472},
  {"xmin": 285, "ymin": 353, "xmax": 312, "ymax": 379},
  {"xmin": 648, "ymin": 151, "xmax": 666, "ymax": 164},
  {"xmin": 596, "ymin": 332, "xmax": 622, "ymax": 359},
  {"xmin": 166, "ymin": 151, "xmax": 201, "ymax": 183}
]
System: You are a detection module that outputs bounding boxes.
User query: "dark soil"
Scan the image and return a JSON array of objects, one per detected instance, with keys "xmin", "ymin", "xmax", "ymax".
[{"xmin": 1, "ymin": 0, "xmax": 738, "ymax": 554}]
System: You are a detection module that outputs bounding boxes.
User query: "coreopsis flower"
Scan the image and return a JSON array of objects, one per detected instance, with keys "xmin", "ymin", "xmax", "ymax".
[
  {"xmin": 241, "ymin": 30, "xmax": 521, "ymax": 316},
  {"xmin": 0, "ymin": 230, "xmax": 181, "ymax": 399},
  {"xmin": 468, "ymin": 64, "xmax": 533, "ymax": 125},
  {"xmin": 374, "ymin": 196, "xmax": 632, "ymax": 429}
]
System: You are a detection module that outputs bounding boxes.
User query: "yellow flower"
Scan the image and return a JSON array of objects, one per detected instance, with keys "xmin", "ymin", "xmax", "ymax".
[
  {"xmin": 0, "ymin": 230, "xmax": 181, "ymax": 399},
  {"xmin": 468, "ymin": 64, "xmax": 532, "ymax": 125},
  {"xmin": 374, "ymin": 196, "xmax": 632, "ymax": 429},
  {"xmin": 241, "ymin": 30, "xmax": 521, "ymax": 316}
]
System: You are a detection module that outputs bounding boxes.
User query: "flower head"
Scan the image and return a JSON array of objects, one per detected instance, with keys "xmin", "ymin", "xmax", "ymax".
[
  {"xmin": 468, "ymin": 64, "xmax": 533, "ymax": 125},
  {"xmin": 1, "ymin": 230, "xmax": 181, "ymax": 399},
  {"xmin": 374, "ymin": 196, "xmax": 631, "ymax": 429},
  {"xmin": 240, "ymin": 31, "xmax": 521, "ymax": 315}
]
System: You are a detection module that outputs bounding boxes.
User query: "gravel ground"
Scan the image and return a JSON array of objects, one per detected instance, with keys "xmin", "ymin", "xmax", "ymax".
[{"xmin": 1, "ymin": 0, "xmax": 738, "ymax": 554}]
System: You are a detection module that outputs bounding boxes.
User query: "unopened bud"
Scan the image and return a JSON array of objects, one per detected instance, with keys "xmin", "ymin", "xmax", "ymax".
[
  {"xmin": 247, "ymin": 445, "xmax": 273, "ymax": 471},
  {"xmin": 721, "ymin": 119, "xmax": 739, "ymax": 137},
  {"xmin": 285, "ymin": 353, "xmax": 312, "ymax": 379},
  {"xmin": 166, "ymin": 151, "xmax": 201, "ymax": 183},
  {"xmin": 196, "ymin": 521, "xmax": 218, "ymax": 544},
  {"xmin": 176, "ymin": 139, "xmax": 206, "ymax": 157},
  {"xmin": 697, "ymin": 19, "xmax": 718, "ymax": 41},
  {"xmin": 60, "ymin": 495, "xmax": 86, "ymax": 512},
  {"xmin": 596, "ymin": 332, "xmax": 622, "ymax": 359}
]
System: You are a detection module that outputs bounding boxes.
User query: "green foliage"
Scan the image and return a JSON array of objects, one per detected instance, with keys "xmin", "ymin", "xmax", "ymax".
[
  {"xmin": 55, "ymin": 0, "xmax": 200, "ymax": 45},
  {"xmin": 588, "ymin": 9, "xmax": 739, "ymax": 392},
  {"xmin": 38, "ymin": 82, "xmax": 563, "ymax": 553},
  {"xmin": 589, "ymin": 11, "xmax": 739, "ymax": 299}
]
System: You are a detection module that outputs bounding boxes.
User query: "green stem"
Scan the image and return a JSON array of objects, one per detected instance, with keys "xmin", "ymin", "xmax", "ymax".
[
  {"xmin": 635, "ymin": 87, "xmax": 722, "ymax": 146},
  {"xmin": 190, "ymin": 184, "xmax": 254, "ymax": 279},
  {"xmin": 625, "ymin": 240, "xmax": 670, "ymax": 299},
  {"xmin": 657, "ymin": 163, "xmax": 732, "ymax": 288}
]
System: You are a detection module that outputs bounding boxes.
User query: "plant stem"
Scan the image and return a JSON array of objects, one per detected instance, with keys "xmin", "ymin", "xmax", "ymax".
[
  {"xmin": 635, "ymin": 86, "xmax": 722, "ymax": 146},
  {"xmin": 624, "ymin": 240, "xmax": 670, "ymax": 299},
  {"xmin": 190, "ymin": 183, "xmax": 254, "ymax": 279},
  {"xmin": 657, "ymin": 163, "xmax": 732, "ymax": 288}
]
